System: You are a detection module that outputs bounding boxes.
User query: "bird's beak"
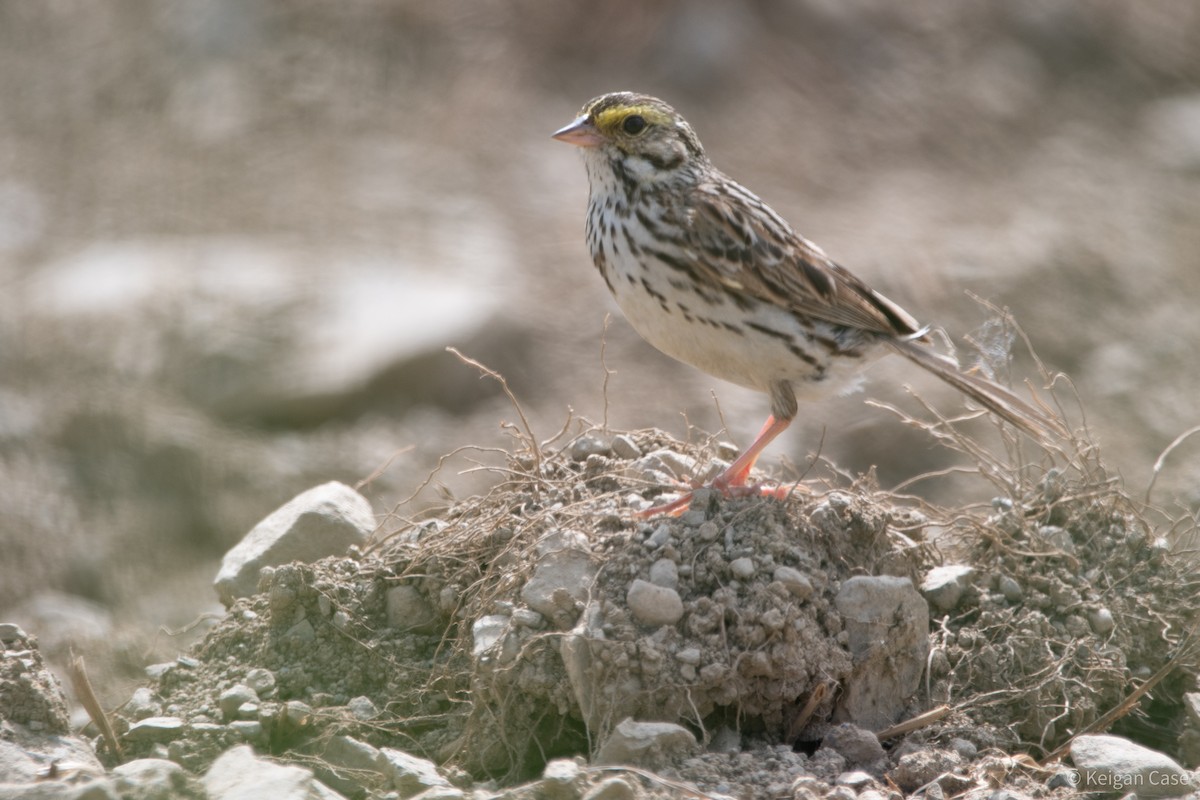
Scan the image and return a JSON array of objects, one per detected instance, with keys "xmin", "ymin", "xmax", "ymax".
[{"xmin": 552, "ymin": 116, "xmax": 604, "ymax": 148}]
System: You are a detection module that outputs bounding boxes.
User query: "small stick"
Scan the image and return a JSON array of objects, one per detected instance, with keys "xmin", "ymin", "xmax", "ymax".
[
  {"xmin": 786, "ymin": 681, "xmax": 830, "ymax": 743},
  {"xmin": 876, "ymin": 704, "xmax": 952, "ymax": 740},
  {"xmin": 68, "ymin": 651, "xmax": 122, "ymax": 759}
]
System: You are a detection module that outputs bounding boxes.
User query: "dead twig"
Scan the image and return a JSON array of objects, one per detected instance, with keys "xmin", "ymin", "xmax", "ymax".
[{"xmin": 68, "ymin": 651, "xmax": 122, "ymax": 760}]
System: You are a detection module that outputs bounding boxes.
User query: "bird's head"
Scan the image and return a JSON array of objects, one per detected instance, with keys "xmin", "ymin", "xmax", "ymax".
[{"xmin": 553, "ymin": 92, "xmax": 707, "ymax": 188}]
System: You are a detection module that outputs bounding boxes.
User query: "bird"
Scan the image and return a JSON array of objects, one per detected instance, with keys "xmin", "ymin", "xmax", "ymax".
[{"xmin": 553, "ymin": 91, "xmax": 1065, "ymax": 516}]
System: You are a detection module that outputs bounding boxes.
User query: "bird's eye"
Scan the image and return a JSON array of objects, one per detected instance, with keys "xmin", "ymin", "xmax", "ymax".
[{"xmin": 622, "ymin": 115, "xmax": 647, "ymax": 135}]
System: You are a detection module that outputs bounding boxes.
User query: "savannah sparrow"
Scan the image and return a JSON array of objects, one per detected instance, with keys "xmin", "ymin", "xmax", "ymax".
[{"xmin": 554, "ymin": 91, "xmax": 1064, "ymax": 516}]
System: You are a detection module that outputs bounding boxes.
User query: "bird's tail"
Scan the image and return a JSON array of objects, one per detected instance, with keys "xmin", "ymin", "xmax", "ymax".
[{"xmin": 886, "ymin": 338, "xmax": 1068, "ymax": 445}]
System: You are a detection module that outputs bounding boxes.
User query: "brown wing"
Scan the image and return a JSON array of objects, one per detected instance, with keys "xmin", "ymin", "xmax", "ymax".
[{"xmin": 675, "ymin": 175, "xmax": 924, "ymax": 339}]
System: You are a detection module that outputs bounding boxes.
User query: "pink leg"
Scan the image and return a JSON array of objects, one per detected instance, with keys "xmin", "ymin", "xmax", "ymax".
[{"xmin": 637, "ymin": 415, "xmax": 794, "ymax": 518}]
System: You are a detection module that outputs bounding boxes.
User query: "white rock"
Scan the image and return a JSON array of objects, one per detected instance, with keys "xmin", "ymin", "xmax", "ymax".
[
  {"xmin": 834, "ymin": 576, "xmax": 928, "ymax": 729},
  {"xmin": 124, "ymin": 717, "xmax": 185, "ymax": 743},
  {"xmin": 379, "ymin": 748, "xmax": 452, "ymax": 795},
  {"xmin": 112, "ymin": 757, "xmax": 194, "ymax": 797},
  {"xmin": 520, "ymin": 532, "xmax": 597, "ymax": 622},
  {"xmin": 626, "ymin": 579, "xmax": 684, "ymax": 626},
  {"xmin": 594, "ymin": 718, "xmax": 699, "ymax": 768},
  {"xmin": 471, "ymin": 615, "xmax": 512, "ymax": 658},
  {"xmin": 214, "ymin": 482, "xmax": 375, "ymax": 605},
  {"xmin": 773, "ymin": 566, "xmax": 813, "ymax": 600},
  {"xmin": 204, "ymin": 744, "xmax": 347, "ymax": 799},
  {"xmin": 920, "ymin": 564, "xmax": 976, "ymax": 612},
  {"xmin": 729, "ymin": 557, "xmax": 755, "ymax": 580},
  {"xmin": 219, "ymin": 685, "xmax": 259, "ymax": 721},
  {"xmin": 1070, "ymin": 734, "xmax": 1194, "ymax": 797}
]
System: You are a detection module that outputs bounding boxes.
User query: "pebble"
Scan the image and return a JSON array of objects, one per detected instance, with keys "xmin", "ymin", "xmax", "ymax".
[
  {"xmin": 627, "ymin": 580, "xmax": 684, "ymax": 626},
  {"xmin": 730, "ymin": 558, "xmax": 755, "ymax": 580},
  {"xmin": 611, "ymin": 434, "xmax": 642, "ymax": 460},
  {"xmin": 649, "ymin": 558, "xmax": 679, "ymax": 589},
  {"xmin": 126, "ymin": 687, "xmax": 162, "ymax": 721},
  {"xmin": 773, "ymin": 566, "xmax": 813, "ymax": 600},
  {"xmin": 698, "ymin": 521, "xmax": 720, "ymax": 541},
  {"xmin": 124, "ymin": 716, "xmax": 185, "ymax": 743},
  {"xmin": 571, "ymin": 436, "xmax": 609, "ymax": 460},
  {"xmin": 347, "ymin": 696, "xmax": 378, "ymax": 720},
  {"xmin": 1087, "ymin": 607, "xmax": 1115, "ymax": 635},
  {"xmin": 675, "ymin": 647, "xmax": 702, "ymax": 665},
  {"xmin": 645, "ymin": 524, "xmax": 672, "ymax": 549},
  {"xmin": 218, "ymin": 685, "xmax": 259, "ymax": 721},
  {"xmin": 244, "ymin": 668, "xmax": 276, "ymax": 696},
  {"xmin": 997, "ymin": 575, "xmax": 1023, "ymax": 603}
]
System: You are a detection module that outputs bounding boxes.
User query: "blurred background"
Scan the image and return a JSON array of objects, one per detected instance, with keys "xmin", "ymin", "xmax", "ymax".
[{"xmin": 3, "ymin": 0, "xmax": 1200, "ymax": 709}]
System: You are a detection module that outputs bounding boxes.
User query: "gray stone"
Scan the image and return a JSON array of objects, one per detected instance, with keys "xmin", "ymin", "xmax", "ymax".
[
  {"xmin": 541, "ymin": 758, "xmax": 584, "ymax": 799},
  {"xmin": 634, "ymin": 449, "xmax": 700, "ymax": 483},
  {"xmin": 571, "ymin": 436, "xmax": 609, "ymax": 460},
  {"xmin": 386, "ymin": 585, "xmax": 439, "ymax": 633},
  {"xmin": 0, "ymin": 622, "xmax": 26, "ymax": 642},
  {"xmin": 204, "ymin": 744, "xmax": 347, "ymax": 799},
  {"xmin": 347, "ymin": 696, "xmax": 378, "ymax": 721},
  {"xmin": 214, "ymin": 482, "xmax": 375, "ymax": 605},
  {"xmin": 626, "ymin": 579, "xmax": 684, "ymax": 627},
  {"xmin": 520, "ymin": 530, "xmax": 597, "ymax": 625},
  {"xmin": 891, "ymin": 749, "xmax": 963, "ymax": 793},
  {"xmin": 729, "ymin": 557, "xmax": 755, "ymax": 580},
  {"xmin": 648, "ymin": 558, "xmax": 679, "ymax": 589},
  {"xmin": 773, "ymin": 566, "xmax": 813, "ymax": 600},
  {"xmin": 244, "ymin": 668, "xmax": 277, "ymax": 696},
  {"xmin": 594, "ymin": 718, "xmax": 699, "ymax": 768},
  {"xmin": 611, "ymin": 434, "xmax": 642, "ymax": 460},
  {"xmin": 1087, "ymin": 607, "xmax": 1115, "ymax": 636},
  {"xmin": 1070, "ymin": 734, "xmax": 1193, "ymax": 797},
  {"xmin": 219, "ymin": 685, "xmax": 259, "ymax": 721},
  {"xmin": 318, "ymin": 736, "xmax": 386, "ymax": 795},
  {"xmin": 229, "ymin": 721, "xmax": 265, "ymax": 743},
  {"xmin": 124, "ymin": 717, "xmax": 185, "ymax": 743},
  {"xmin": 1184, "ymin": 692, "xmax": 1200, "ymax": 726},
  {"xmin": 125, "ymin": 687, "xmax": 162, "ymax": 721},
  {"xmin": 0, "ymin": 733, "xmax": 107, "ymax": 787},
  {"xmin": 822, "ymin": 723, "xmax": 885, "ymax": 769},
  {"xmin": 997, "ymin": 575, "xmax": 1023, "ymax": 603},
  {"xmin": 921, "ymin": 565, "xmax": 976, "ymax": 612},
  {"xmin": 834, "ymin": 576, "xmax": 929, "ymax": 729},
  {"xmin": 379, "ymin": 747, "xmax": 452, "ymax": 795},
  {"xmin": 111, "ymin": 758, "xmax": 195, "ymax": 799}
]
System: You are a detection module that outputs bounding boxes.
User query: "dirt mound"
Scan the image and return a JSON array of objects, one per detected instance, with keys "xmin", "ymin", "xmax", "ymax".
[{"xmin": 106, "ymin": 422, "xmax": 1199, "ymax": 796}]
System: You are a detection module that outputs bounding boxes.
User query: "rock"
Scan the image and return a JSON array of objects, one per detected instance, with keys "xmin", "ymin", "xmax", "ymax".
[
  {"xmin": 111, "ymin": 758, "xmax": 197, "ymax": 799},
  {"xmin": 1184, "ymin": 692, "xmax": 1200, "ymax": 726},
  {"xmin": 648, "ymin": 558, "xmax": 679, "ymax": 589},
  {"xmin": 890, "ymin": 749, "xmax": 964, "ymax": 793},
  {"xmin": 920, "ymin": 565, "xmax": 976, "ymax": 612},
  {"xmin": 594, "ymin": 718, "xmax": 699, "ymax": 768},
  {"xmin": 471, "ymin": 615, "xmax": 514, "ymax": 659},
  {"xmin": 571, "ymin": 436, "xmax": 609, "ymax": 460},
  {"xmin": 125, "ymin": 688, "xmax": 163, "ymax": 721},
  {"xmin": 583, "ymin": 777, "xmax": 636, "ymax": 800},
  {"xmin": 123, "ymin": 717, "xmax": 185, "ymax": 743},
  {"xmin": 997, "ymin": 575, "xmax": 1023, "ymax": 603},
  {"xmin": 773, "ymin": 566, "xmax": 813, "ymax": 600},
  {"xmin": 633, "ymin": 449, "xmax": 700, "ymax": 483},
  {"xmin": 1087, "ymin": 607, "xmax": 1115, "ymax": 636},
  {"xmin": 834, "ymin": 576, "xmax": 929, "ymax": 729},
  {"xmin": 346, "ymin": 696, "xmax": 378, "ymax": 721},
  {"xmin": 315, "ymin": 736, "xmax": 386, "ymax": 796},
  {"xmin": 0, "ymin": 622, "xmax": 26, "ymax": 642},
  {"xmin": 541, "ymin": 758, "xmax": 584, "ymax": 799},
  {"xmin": 204, "ymin": 744, "xmax": 347, "ymax": 799},
  {"xmin": 821, "ymin": 724, "xmax": 885, "ymax": 770},
  {"xmin": 0, "ymin": 732, "xmax": 108, "ymax": 791},
  {"xmin": 0, "ymin": 625, "xmax": 71, "ymax": 733},
  {"xmin": 1070, "ymin": 734, "xmax": 1193, "ymax": 797},
  {"xmin": 611, "ymin": 435, "xmax": 642, "ymax": 460},
  {"xmin": 244, "ymin": 668, "xmax": 277, "ymax": 696},
  {"xmin": 379, "ymin": 748, "xmax": 452, "ymax": 795},
  {"xmin": 626, "ymin": 579, "xmax": 684, "ymax": 626},
  {"xmin": 386, "ymin": 585, "xmax": 439, "ymax": 633},
  {"xmin": 219, "ymin": 685, "xmax": 259, "ymax": 721},
  {"xmin": 214, "ymin": 482, "xmax": 375, "ymax": 605},
  {"xmin": 229, "ymin": 721, "xmax": 265, "ymax": 743},
  {"xmin": 520, "ymin": 530, "xmax": 597, "ymax": 626},
  {"xmin": 729, "ymin": 557, "xmax": 755, "ymax": 580}
]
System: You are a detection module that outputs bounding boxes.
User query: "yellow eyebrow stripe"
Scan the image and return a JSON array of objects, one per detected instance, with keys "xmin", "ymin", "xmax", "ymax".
[{"xmin": 593, "ymin": 105, "xmax": 673, "ymax": 133}]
